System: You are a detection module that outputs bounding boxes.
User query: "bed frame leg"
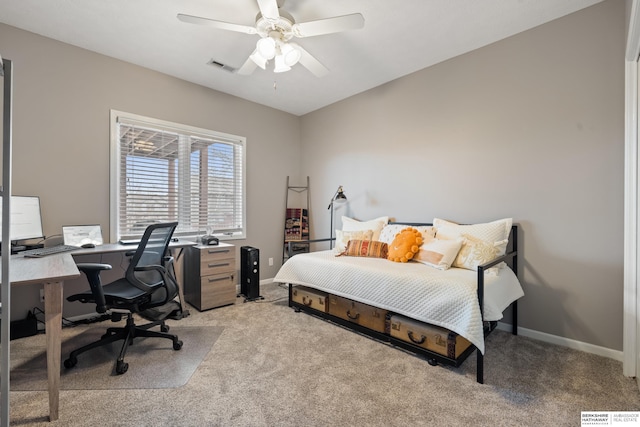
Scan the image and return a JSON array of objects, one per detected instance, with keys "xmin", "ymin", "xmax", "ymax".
[
  {"xmin": 476, "ymin": 350, "xmax": 484, "ymax": 384},
  {"xmin": 512, "ymin": 300, "xmax": 518, "ymax": 335}
]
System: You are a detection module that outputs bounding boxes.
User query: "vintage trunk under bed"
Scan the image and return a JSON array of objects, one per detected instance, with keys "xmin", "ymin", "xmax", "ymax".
[{"xmin": 273, "ymin": 223, "xmax": 524, "ymax": 383}]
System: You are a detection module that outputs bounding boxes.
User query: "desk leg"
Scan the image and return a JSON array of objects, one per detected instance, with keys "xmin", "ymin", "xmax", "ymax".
[
  {"xmin": 44, "ymin": 281, "xmax": 62, "ymax": 421},
  {"xmin": 172, "ymin": 249, "xmax": 188, "ymax": 316}
]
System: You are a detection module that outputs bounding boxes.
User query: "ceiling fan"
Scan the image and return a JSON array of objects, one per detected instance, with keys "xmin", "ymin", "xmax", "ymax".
[{"xmin": 177, "ymin": 0, "xmax": 364, "ymax": 77}]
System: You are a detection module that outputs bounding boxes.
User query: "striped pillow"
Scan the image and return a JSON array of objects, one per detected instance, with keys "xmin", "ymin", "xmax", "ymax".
[{"xmin": 336, "ymin": 240, "xmax": 388, "ymax": 259}]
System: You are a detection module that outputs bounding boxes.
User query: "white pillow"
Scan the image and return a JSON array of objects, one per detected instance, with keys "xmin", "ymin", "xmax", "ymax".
[
  {"xmin": 378, "ymin": 224, "xmax": 436, "ymax": 245},
  {"xmin": 453, "ymin": 234, "xmax": 508, "ymax": 273},
  {"xmin": 334, "ymin": 229, "xmax": 374, "ymax": 253},
  {"xmin": 341, "ymin": 216, "xmax": 389, "ymax": 241},
  {"xmin": 413, "ymin": 238, "xmax": 463, "ymax": 270},
  {"xmin": 433, "ymin": 217, "xmax": 512, "ymax": 256}
]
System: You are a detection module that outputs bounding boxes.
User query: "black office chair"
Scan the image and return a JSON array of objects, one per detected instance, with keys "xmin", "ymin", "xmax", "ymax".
[{"xmin": 64, "ymin": 222, "xmax": 184, "ymax": 374}]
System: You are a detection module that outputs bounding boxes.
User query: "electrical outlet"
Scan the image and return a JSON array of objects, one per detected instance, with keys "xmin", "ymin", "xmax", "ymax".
[
  {"xmin": 40, "ymin": 289, "xmax": 45, "ymax": 303},
  {"xmin": 268, "ymin": 257, "xmax": 274, "ymax": 266}
]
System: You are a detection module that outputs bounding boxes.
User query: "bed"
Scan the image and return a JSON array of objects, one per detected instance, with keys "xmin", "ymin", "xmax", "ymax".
[{"xmin": 273, "ymin": 219, "xmax": 524, "ymax": 383}]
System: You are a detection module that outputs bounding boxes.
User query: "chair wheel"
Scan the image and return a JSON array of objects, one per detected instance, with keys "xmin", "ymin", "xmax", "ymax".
[
  {"xmin": 427, "ymin": 358, "xmax": 438, "ymax": 366},
  {"xmin": 161, "ymin": 324, "xmax": 169, "ymax": 332},
  {"xmin": 116, "ymin": 361, "xmax": 129, "ymax": 374},
  {"xmin": 64, "ymin": 357, "xmax": 77, "ymax": 369},
  {"xmin": 173, "ymin": 340, "xmax": 183, "ymax": 351}
]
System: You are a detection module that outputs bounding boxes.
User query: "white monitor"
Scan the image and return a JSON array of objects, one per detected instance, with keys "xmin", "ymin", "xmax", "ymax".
[{"xmin": 0, "ymin": 196, "xmax": 45, "ymax": 242}]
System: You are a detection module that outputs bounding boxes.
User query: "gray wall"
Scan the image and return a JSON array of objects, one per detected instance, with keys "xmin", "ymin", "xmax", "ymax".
[
  {"xmin": 0, "ymin": 0, "xmax": 627, "ymax": 352},
  {"xmin": 300, "ymin": 0, "xmax": 625, "ymax": 350},
  {"xmin": 0, "ymin": 23, "xmax": 301, "ymax": 319}
]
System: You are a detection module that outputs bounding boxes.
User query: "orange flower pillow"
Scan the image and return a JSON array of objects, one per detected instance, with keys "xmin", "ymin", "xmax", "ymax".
[{"xmin": 388, "ymin": 227, "xmax": 423, "ymax": 263}]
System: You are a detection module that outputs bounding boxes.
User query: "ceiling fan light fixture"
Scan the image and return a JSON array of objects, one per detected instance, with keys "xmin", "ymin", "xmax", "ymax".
[
  {"xmin": 178, "ymin": 1, "xmax": 366, "ymax": 78},
  {"xmin": 280, "ymin": 43, "xmax": 301, "ymax": 66},
  {"xmin": 273, "ymin": 54, "xmax": 291, "ymax": 73},
  {"xmin": 256, "ymin": 36, "xmax": 276, "ymax": 60}
]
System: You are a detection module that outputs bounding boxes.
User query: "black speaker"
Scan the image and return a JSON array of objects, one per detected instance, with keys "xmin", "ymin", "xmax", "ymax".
[{"xmin": 240, "ymin": 246, "xmax": 263, "ymax": 302}]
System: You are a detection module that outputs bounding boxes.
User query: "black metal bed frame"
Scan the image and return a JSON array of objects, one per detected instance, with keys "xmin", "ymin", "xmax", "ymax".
[{"xmin": 287, "ymin": 223, "xmax": 519, "ymax": 384}]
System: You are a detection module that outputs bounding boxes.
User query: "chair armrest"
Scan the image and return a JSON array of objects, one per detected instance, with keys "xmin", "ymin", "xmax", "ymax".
[
  {"xmin": 133, "ymin": 262, "xmax": 180, "ymax": 309},
  {"xmin": 75, "ymin": 263, "xmax": 113, "ymax": 272},
  {"xmin": 75, "ymin": 263, "xmax": 113, "ymax": 314}
]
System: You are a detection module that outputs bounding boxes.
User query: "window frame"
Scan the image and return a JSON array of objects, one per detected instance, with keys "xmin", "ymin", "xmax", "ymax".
[{"xmin": 109, "ymin": 110, "xmax": 246, "ymax": 242}]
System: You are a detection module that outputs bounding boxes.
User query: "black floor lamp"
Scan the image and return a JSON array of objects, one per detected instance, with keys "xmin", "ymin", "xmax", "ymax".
[{"xmin": 328, "ymin": 185, "xmax": 347, "ymax": 249}]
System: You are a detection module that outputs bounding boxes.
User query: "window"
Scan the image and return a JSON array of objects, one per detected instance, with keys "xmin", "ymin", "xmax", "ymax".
[{"xmin": 110, "ymin": 110, "xmax": 246, "ymax": 242}]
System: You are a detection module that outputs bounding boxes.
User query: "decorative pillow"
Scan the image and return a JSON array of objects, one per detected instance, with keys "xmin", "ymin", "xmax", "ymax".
[
  {"xmin": 433, "ymin": 217, "xmax": 512, "ymax": 257},
  {"xmin": 434, "ymin": 217, "xmax": 512, "ymax": 271},
  {"xmin": 341, "ymin": 216, "xmax": 389, "ymax": 241},
  {"xmin": 379, "ymin": 224, "xmax": 436, "ymax": 245},
  {"xmin": 453, "ymin": 234, "xmax": 508, "ymax": 273},
  {"xmin": 387, "ymin": 227, "xmax": 423, "ymax": 263},
  {"xmin": 335, "ymin": 229, "xmax": 374, "ymax": 252},
  {"xmin": 336, "ymin": 240, "xmax": 389, "ymax": 258},
  {"xmin": 413, "ymin": 238, "xmax": 464, "ymax": 270}
]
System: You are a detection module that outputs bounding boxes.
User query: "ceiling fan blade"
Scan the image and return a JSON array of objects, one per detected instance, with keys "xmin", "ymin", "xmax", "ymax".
[
  {"xmin": 290, "ymin": 43, "xmax": 329, "ymax": 78},
  {"xmin": 292, "ymin": 13, "xmax": 364, "ymax": 38},
  {"xmin": 177, "ymin": 13, "xmax": 257, "ymax": 35},
  {"xmin": 257, "ymin": 0, "xmax": 280, "ymax": 21},
  {"xmin": 236, "ymin": 56, "xmax": 258, "ymax": 75}
]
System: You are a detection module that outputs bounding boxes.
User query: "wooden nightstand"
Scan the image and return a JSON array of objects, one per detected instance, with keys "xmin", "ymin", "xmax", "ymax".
[{"xmin": 184, "ymin": 242, "xmax": 237, "ymax": 311}]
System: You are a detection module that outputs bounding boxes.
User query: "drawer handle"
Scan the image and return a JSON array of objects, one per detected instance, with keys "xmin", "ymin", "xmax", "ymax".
[
  {"xmin": 346, "ymin": 310, "xmax": 360, "ymax": 320},
  {"xmin": 302, "ymin": 296, "xmax": 313, "ymax": 306},
  {"xmin": 208, "ymin": 249, "xmax": 231, "ymax": 254},
  {"xmin": 208, "ymin": 262, "xmax": 230, "ymax": 268},
  {"xmin": 208, "ymin": 275, "xmax": 233, "ymax": 283},
  {"xmin": 407, "ymin": 331, "xmax": 426, "ymax": 345}
]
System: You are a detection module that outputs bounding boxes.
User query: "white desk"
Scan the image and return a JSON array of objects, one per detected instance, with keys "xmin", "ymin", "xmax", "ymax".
[
  {"xmin": 4, "ymin": 239, "xmax": 195, "ymax": 422},
  {"xmin": 2, "ymin": 253, "xmax": 80, "ymax": 421}
]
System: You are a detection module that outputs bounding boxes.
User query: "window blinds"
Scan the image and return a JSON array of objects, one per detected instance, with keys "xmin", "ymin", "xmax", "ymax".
[{"xmin": 113, "ymin": 113, "xmax": 246, "ymax": 240}]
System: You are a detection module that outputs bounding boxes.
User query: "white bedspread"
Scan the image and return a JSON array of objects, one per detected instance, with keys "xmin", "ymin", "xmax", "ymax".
[{"xmin": 273, "ymin": 250, "xmax": 524, "ymax": 354}]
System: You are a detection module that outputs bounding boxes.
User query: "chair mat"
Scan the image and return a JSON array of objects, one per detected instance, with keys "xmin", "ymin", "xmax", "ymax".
[{"xmin": 8, "ymin": 326, "xmax": 223, "ymax": 390}]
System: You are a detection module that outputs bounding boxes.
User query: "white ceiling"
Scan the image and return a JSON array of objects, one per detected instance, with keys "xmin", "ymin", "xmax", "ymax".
[{"xmin": 0, "ymin": 0, "xmax": 604, "ymax": 116}]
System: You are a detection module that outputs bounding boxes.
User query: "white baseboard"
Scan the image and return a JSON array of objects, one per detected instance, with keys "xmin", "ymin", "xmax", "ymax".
[{"xmin": 496, "ymin": 322, "xmax": 623, "ymax": 362}]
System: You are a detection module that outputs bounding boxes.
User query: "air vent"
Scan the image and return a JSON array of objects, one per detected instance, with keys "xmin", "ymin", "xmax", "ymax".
[{"xmin": 207, "ymin": 59, "xmax": 236, "ymax": 73}]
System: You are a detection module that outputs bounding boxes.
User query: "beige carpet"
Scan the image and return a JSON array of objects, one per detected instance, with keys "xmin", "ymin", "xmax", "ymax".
[
  {"xmin": 6, "ymin": 283, "xmax": 640, "ymax": 426},
  {"xmin": 9, "ymin": 325, "xmax": 222, "ymax": 390}
]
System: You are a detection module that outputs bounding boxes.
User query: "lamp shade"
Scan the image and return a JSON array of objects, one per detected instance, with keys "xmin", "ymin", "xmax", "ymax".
[
  {"xmin": 334, "ymin": 186, "xmax": 347, "ymax": 203},
  {"xmin": 274, "ymin": 54, "xmax": 291, "ymax": 73},
  {"xmin": 280, "ymin": 43, "xmax": 301, "ymax": 67},
  {"xmin": 256, "ymin": 37, "xmax": 276, "ymax": 60}
]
